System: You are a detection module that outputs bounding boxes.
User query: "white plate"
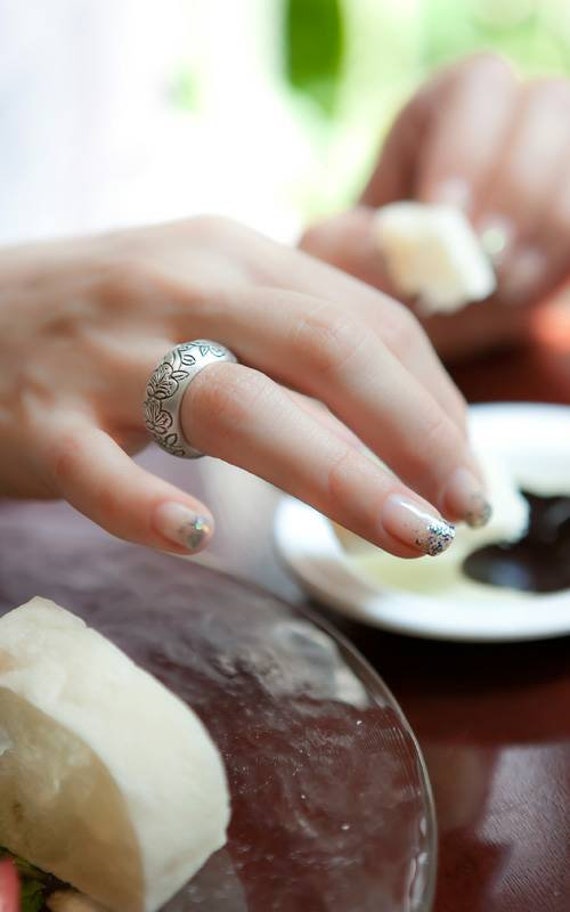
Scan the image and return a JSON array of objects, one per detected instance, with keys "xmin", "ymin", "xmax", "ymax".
[{"xmin": 274, "ymin": 403, "xmax": 570, "ymax": 642}]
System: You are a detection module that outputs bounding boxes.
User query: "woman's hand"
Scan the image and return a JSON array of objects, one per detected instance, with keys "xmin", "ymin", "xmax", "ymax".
[
  {"xmin": 301, "ymin": 53, "xmax": 570, "ymax": 360},
  {"xmin": 0, "ymin": 217, "xmax": 488, "ymax": 557}
]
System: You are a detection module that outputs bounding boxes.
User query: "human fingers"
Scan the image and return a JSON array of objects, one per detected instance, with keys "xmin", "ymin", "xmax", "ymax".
[
  {"xmin": 415, "ymin": 54, "xmax": 518, "ymax": 213},
  {"xmin": 300, "ymin": 207, "xmax": 534, "ymax": 361},
  {"xmin": 375, "ymin": 58, "xmax": 570, "ymax": 310},
  {"xmin": 180, "ymin": 361, "xmax": 457, "ymax": 556},
  {"xmin": 183, "ymin": 297, "xmax": 487, "ymax": 526},
  {"xmin": 109, "ymin": 223, "xmax": 478, "ymax": 525},
  {"xmin": 358, "ymin": 55, "xmax": 457, "ymax": 206},
  {"xmin": 474, "ymin": 78, "xmax": 570, "ymax": 307},
  {"xmin": 44, "ymin": 416, "xmax": 215, "ymax": 554},
  {"xmin": 299, "ymin": 56, "xmax": 524, "ymax": 362},
  {"xmin": 44, "ymin": 347, "xmax": 460, "ymax": 561},
  {"xmin": 360, "ymin": 53, "xmax": 517, "ymax": 211},
  {"xmin": 297, "ymin": 213, "xmax": 525, "ymax": 364},
  {"xmin": 285, "ymin": 388, "xmax": 366, "ymax": 451},
  {"xmin": 300, "ymin": 208, "xmax": 395, "ymax": 295},
  {"xmin": 101, "ymin": 215, "xmax": 466, "ymax": 433},
  {"xmin": 292, "ymin": 226, "xmax": 467, "ymax": 429}
]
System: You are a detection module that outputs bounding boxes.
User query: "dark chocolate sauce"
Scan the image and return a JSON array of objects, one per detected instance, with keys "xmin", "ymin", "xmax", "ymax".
[{"xmin": 463, "ymin": 492, "xmax": 570, "ymax": 593}]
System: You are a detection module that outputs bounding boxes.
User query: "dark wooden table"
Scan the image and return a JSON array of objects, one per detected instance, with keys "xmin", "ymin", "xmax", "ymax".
[{"xmin": 176, "ymin": 337, "xmax": 570, "ymax": 912}]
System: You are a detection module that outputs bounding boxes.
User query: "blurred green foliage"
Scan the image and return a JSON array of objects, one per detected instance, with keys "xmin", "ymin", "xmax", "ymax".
[
  {"xmin": 419, "ymin": 0, "xmax": 570, "ymax": 74},
  {"xmin": 285, "ymin": 0, "xmax": 344, "ymax": 116}
]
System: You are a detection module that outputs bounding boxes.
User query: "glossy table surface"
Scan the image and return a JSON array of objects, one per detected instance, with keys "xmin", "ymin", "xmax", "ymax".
[{"xmin": 3, "ymin": 338, "xmax": 570, "ymax": 911}]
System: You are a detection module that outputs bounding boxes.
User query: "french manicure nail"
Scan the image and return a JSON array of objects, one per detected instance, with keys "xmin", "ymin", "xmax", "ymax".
[
  {"xmin": 381, "ymin": 494, "xmax": 456, "ymax": 557},
  {"xmin": 478, "ymin": 215, "xmax": 513, "ymax": 265},
  {"xmin": 443, "ymin": 468, "xmax": 492, "ymax": 528},
  {"xmin": 431, "ymin": 178, "xmax": 471, "ymax": 211},
  {"xmin": 501, "ymin": 246, "xmax": 545, "ymax": 306},
  {"xmin": 154, "ymin": 502, "xmax": 213, "ymax": 552}
]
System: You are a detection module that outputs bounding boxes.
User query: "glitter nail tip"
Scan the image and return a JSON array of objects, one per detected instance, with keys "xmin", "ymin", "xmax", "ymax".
[
  {"xmin": 154, "ymin": 503, "xmax": 213, "ymax": 552},
  {"xmin": 416, "ymin": 519, "xmax": 456, "ymax": 557},
  {"xmin": 180, "ymin": 515, "xmax": 212, "ymax": 551},
  {"xmin": 382, "ymin": 495, "xmax": 456, "ymax": 557}
]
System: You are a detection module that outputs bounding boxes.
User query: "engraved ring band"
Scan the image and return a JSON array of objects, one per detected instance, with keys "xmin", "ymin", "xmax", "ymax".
[{"xmin": 143, "ymin": 340, "xmax": 238, "ymax": 459}]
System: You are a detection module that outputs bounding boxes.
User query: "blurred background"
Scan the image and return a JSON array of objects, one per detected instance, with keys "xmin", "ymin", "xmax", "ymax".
[{"xmin": 2, "ymin": 0, "xmax": 570, "ymax": 245}]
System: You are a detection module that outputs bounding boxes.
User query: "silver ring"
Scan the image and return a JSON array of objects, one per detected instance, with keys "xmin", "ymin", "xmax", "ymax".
[{"xmin": 144, "ymin": 339, "xmax": 237, "ymax": 458}]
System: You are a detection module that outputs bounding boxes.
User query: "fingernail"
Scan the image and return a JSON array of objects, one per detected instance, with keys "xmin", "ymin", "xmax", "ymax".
[
  {"xmin": 478, "ymin": 215, "xmax": 513, "ymax": 266},
  {"xmin": 430, "ymin": 178, "xmax": 471, "ymax": 211},
  {"xmin": 381, "ymin": 495, "xmax": 455, "ymax": 556},
  {"xmin": 154, "ymin": 502, "xmax": 213, "ymax": 552},
  {"xmin": 442, "ymin": 468, "xmax": 492, "ymax": 528},
  {"xmin": 501, "ymin": 246, "xmax": 545, "ymax": 306}
]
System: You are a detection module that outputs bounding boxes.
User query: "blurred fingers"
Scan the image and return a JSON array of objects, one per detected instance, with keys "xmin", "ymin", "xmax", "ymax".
[
  {"xmin": 361, "ymin": 53, "xmax": 517, "ymax": 211},
  {"xmin": 477, "ymin": 79, "xmax": 570, "ymax": 306},
  {"xmin": 301, "ymin": 208, "xmax": 534, "ymax": 360},
  {"xmin": 416, "ymin": 54, "xmax": 518, "ymax": 213}
]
